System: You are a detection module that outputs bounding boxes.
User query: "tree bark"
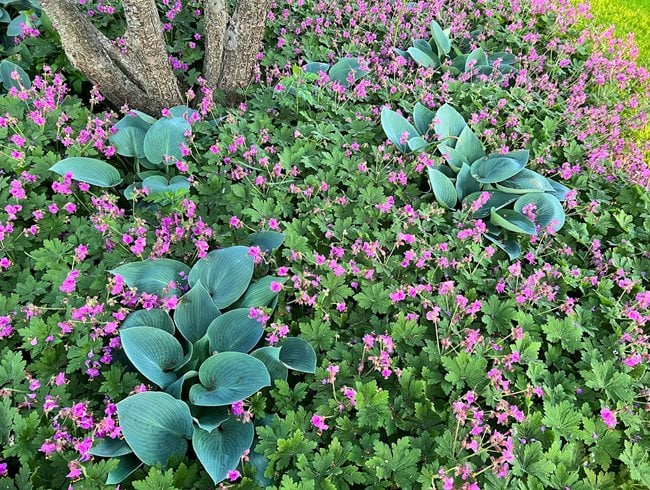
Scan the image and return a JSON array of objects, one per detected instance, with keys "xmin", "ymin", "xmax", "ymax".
[
  {"xmin": 39, "ymin": 0, "xmax": 182, "ymax": 114},
  {"xmin": 203, "ymin": 0, "xmax": 272, "ymax": 100}
]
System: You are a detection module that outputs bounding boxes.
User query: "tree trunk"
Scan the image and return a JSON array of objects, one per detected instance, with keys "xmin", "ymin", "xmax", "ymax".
[
  {"xmin": 203, "ymin": 0, "xmax": 272, "ymax": 101},
  {"xmin": 39, "ymin": 0, "xmax": 182, "ymax": 115}
]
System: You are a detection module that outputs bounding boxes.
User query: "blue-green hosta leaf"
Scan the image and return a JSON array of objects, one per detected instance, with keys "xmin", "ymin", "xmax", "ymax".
[
  {"xmin": 412, "ymin": 39, "xmax": 437, "ymax": 59},
  {"xmin": 106, "ymin": 454, "xmax": 142, "ymax": 485},
  {"xmin": 407, "ymin": 136, "xmax": 429, "ymax": 152},
  {"xmin": 121, "ymin": 309, "xmax": 174, "ymax": 334},
  {"xmin": 279, "ymin": 337, "xmax": 317, "ymax": 373},
  {"xmin": 169, "ymin": 105, "xmax": 199, "ymax": 120},
  {"xmin": 452, "ymin": 54, "xmax": 468, "ymax": 72},
  {"xmin": 50, "ymin": 157, "xmax": 122, "ymax": 188},
  {"xmin": 250, "ymin": 347, "xmax": 288, "ymax": 381},
  {"xmin": 437, "ymin": 144, "xmax": 467, "ymax": 172},
  {"xmin": 464, "ymin": 191, "xmax": 519, "ymax": 218},
  {"xmin": 514, "ymin": 193, "xmax": 566, "ymax": 232},
  {"xmin": 547, "ymin": 179, "xmax": 571, "ymax": 201},
  {"xmin": 188, "ymin": 246, "xmax": 254, "ymax": 309},
  {"xmin": 6, "ymin": 13, "xmax": 25, "ymax": 37},
  {"xmin": 490, "ymin": 209, "xmax": 537, "ymax": 235},
  {"xmin": 484, "ymin": 234, "xmax": 521, "ymax": 260},
  {"xmin": 110, "ymin": 258, "xmax": 189, "ymax": 297},
  {"xmin": 495, "ymin": 169, "xmax": 554, "ymax": 194},
  {"xmin": 143, "ymin": 116, "xmax": 191, "ymax": 165},
  {"xmin": 141, "ymin": 175, "xmax": 191, "ymax": 195},
  {"xmin": 470, "ymin": 156, "xmax": 526, "ymax": 183},
  {"xmin": 129, "ymin": 110, "xmax": 157, "ymax": 125},
  {"xmin": 89, "ymin": 437, "xmax": 133, "ymax": 458},
  {"xmin": 235, "ymin": 276, "xmax": 286, "ymax": 309},
  {"xmin": 413, "ymin": 102, "xmax": 435, "ymax": 135},
  {"xmin": 109, "ymin": 126, "xmax": 147, "ymax": 158},
  {"xmin": 117, "ymin": 392, "xmax": 193, "ymax": 466},
  {"xmin": 456, "ymin": 163, "xmax": 481, "ymax": 201},
  {"xmin": 0, "ymin": 59, "xmax": 31, "ymax": 90},
  {"xmin": 193, "ymin": 418, "xmax": 254, "ymax": 485},
  {"xmin": 430, "ymin": 19, "xmax": 451, "ymax": 57},
  {"xmin": 304, "ymin": 61, "xmax": 330, "ymax": 74},
  {"xmin": 393, "ymin": 47, "xmax": 410, "ymax": 60},
  {"xmin": 407, "ymin": 47, "xmax": 439, "ymax": 68},
  {"xmin": 456, "ymin": 126, "xmax": 484, "ymax": 163},
  {"xmin": 434, "ymin": 104, "xmax": 466, "ymax": 144},
  {"xmin": 165, "ymin": 370, "xmax": 198, "ymax": 399},
  {"xmin": 328, "ymin": 57, "xmax": 368, "ymax": 87},
  {"xmin": 189, "ymin": 352, "xmax": 270, "ymax": 406},
  {"xmin": 247, "ymin": 231, "xmax": 285, "ymax": 252},
  {"xmin": 427, "ymin": 167, "xmax": 458, "ymax": 209},
  {"xmin": 488, "ymin": 52, "xmax": 516, "ymax": 65},
  {"xmin": 175, "ymin": 282, "xmax": 221, "ymax": 343},
  {"xmin": 465, "ymin": 47, "xmax": 488, "ymax": 70},
  {"xmin": 494, "ymin": 149, "xmax": 529, "ymax": 166},
  {"xmin": 381, "ymin": 108, "xmax": 419, "ymax": 153},
  {"xmin": 0, "ymin": 9, "xmax": 10, "ymax": 23},
  {"xmin": 192, "ymin": 406, "xmax": 230, "ymax": 432},
  {"xmin": 120, "ymin": 327, "xmax": 185, "ymax": 389},
  {"xmin": 206, "ymin": 308, "xmax": 264, "ymax": 353}
]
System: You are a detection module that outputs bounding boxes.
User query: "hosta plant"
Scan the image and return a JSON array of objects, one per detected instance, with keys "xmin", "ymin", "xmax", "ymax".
[
  {"xmin": 90, "ymin": 240, "xmax": 316, "ymax": 485},
  {"xmin": 381, "ymin": 102, "xmax": 570, "ymax": 259},
  {"xmin": 395, "ymin": 20, "xmax": 516, "ymax": 81},
  {"xmin": 49, "ymin": 105, "xmax": 197, "ymax": 204},
  {"xmin": 303, "ymin": 56, "xmax": 369, "ymax": 87}
]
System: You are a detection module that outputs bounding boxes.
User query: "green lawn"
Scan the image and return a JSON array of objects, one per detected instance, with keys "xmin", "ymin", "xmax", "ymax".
[
  {"xmin": 589, "ymin": 0, "xmax": 650, "ymax": 66},
  {"xmin": 589, "ymin": 0, "xmax": 649, "ymax": 162}
]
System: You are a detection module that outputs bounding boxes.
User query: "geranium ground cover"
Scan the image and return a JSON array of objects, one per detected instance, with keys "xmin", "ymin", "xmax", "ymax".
[{"xmin": 0, "ymin": 0, "xmax": 649, "ymax": 488}]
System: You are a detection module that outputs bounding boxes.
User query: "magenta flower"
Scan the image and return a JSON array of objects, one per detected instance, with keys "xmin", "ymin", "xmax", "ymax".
[
  {"xmin": 310, "ymin": 414, "xmax": 329, "ymax": 434},
  {"xmin": 600, "ymin": 407, "xmax": 617, "ymax": 429}
]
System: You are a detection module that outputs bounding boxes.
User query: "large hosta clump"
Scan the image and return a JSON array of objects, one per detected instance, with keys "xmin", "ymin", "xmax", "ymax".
[
  {"xmin": 91, "ymin": 236, "xmax": 316, "ymax": 485},
  {"xmin": 381, "ymin": 103, "xmax": 571, "ymax": 259},
  {"xmin": 49, "ymin": 105, "xmax": 197, "ymax": 203}
]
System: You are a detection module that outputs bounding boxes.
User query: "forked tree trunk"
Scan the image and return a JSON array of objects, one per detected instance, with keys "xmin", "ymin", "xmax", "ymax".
[
  {"xmin": 204, "ymin": 0, "xmax": 272, "ymax": 100},
  {"xmin": 40, "ymin": 0, "xmax": 183, "ymax": 115},
  {"xmin": 39, "ymin": 0, "xmax": 271, "ymax": 113}
]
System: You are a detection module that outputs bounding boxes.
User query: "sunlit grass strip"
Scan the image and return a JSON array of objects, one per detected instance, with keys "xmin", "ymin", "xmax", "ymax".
[{"xmin": 588, "ymin": 0, "xmax": 650, "ymax": 163}]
